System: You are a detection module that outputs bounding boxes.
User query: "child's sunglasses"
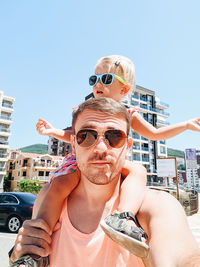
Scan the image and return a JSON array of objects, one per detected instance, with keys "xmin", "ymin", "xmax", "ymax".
[
  {"xmin": 89, "ymin": 73, "xmax": 126, "ymax": 86},
  {"xmin": 75, "ymin": 129, "xmax": 127, "ymax": 148}
]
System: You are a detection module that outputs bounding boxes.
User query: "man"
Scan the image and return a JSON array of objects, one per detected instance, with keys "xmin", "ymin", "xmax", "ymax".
[{"xmin": 10, "ymin": 97, "xmax": 199, "ymax": 266}]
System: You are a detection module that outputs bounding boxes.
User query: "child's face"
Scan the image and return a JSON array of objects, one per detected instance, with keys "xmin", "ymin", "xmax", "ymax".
[{"xmin": 93, "ymin": 63, "xmax": 129, "ymax": 102}]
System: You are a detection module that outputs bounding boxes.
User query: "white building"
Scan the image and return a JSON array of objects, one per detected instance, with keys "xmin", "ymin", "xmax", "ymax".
[
  {"xmin": 127, "ymin": 85, "xmax": 169, "ymax": 184},
  {"xmin": 185, "ymin": 148, "xmax": 199, "ymax": 190},
  {"xmin": 0, "ymin": 90, "xmax": 15, "ymax": 192}
]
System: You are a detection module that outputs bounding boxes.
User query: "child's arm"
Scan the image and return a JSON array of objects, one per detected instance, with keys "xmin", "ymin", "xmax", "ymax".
[
  {"xmin": 118, "ymin": 160, "xmax": 147, "ymax": 215},
  {"xmin": 131, "ymin": 111, "xmax": 200, "ymax": 140},
  {"xmin": 36, "ymin": 118, "xmax": 73, "ymax": 143}
]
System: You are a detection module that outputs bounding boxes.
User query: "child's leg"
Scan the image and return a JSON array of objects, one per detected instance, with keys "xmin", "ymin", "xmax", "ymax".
[
  {"xmin": 35, "ymin": 171, "xmax": 80, "ymax": 231},
  {"xmin": 35, "ymin": 153, "xmax": 79, "ymax": 231}
]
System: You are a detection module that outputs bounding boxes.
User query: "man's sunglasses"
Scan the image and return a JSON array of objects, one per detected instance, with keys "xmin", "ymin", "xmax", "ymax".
[
  {"xmin": 75, "ymin": 129, "xmax": 127, "ymax": 148},
  {"xmin": 89, "ymin": 73, "xmax": 126, "ymax": 86}
]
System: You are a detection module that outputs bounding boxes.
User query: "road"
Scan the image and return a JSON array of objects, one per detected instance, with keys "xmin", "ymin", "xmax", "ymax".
[{"xmin": 0, "ymin": 228, "xmax": 17, "ymax": 267}]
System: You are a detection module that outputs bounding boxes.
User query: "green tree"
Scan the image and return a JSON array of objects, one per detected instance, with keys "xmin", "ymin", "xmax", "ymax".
[
  {"xmin": 17, "ymin": 179, "xmax": 42, "ymax": 194},
  {"xmin": 3, "ymin": 175, "xmax": 11, "ymax": 192}
]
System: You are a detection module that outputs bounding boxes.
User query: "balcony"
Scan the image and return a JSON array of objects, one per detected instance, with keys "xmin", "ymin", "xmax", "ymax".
[
  {"xmin": 0, "ymin": 115, "xmax": 12, "ymax": 121},
  {"xmin": 160, "ymin": 140, "xmax": 166, "ymax": 145},
  {"xmin": 157, "ymin": 119, "xmax": 170, "ymax": 126},
  {"xmin": 132, "ymin": 94, "xmax": 139, "ymax": 100},
  {"xmin": 140, "ymin": 96, "xmax": 147, "ymax": 102},
  {"xmin": 38, "ymin": 176, "xmax": 50, "ymax": 182},
  {"xmin": 133, "ymin": 145, "xmax": 140, "ymax": 150},
  {"xmin": 155, "ymin": 101, "xmax": 169, "ymax": 108},
  {"xmin": 142, "ymin": 157, "xmax": 149, "ymax": 162},
  {"xmin": 132, "ymin": 133, "xmax": 140, "ymax": 140},
  {"xmin": 140, "ymin": 104, "xmax": 148, "ymax": 110},
  {"xmin": 141, "ymin": 136, "xmax": 148, "ymax": 141},
  {"xmin": 133, "ymin": 156, "xmax": 140, "ymax": 161},
  {"xmin": 141, "ymin": 147, "xmax": 149, "ymax": 151},
  {"xmin": 2, "ymin": 102, "xmax": 13, "ymax": 109}
]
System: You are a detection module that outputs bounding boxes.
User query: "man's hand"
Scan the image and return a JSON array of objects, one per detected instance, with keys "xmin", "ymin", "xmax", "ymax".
[
  {"xmin": 36, "ymin": 118, "xmax": 56, "ymax": 136},
  {"xmin": 186, "ymin": 117, "xmax": 200, "ymax": 132},
  {"xmin": 10, "ymin": 219, "xmax": 53, "ymax": 265}
]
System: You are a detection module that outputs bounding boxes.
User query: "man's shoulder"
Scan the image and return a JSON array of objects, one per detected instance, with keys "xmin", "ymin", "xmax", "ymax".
[{"xmin": 140, "ymin": 187, "xmax": 184, "ymax": 217}]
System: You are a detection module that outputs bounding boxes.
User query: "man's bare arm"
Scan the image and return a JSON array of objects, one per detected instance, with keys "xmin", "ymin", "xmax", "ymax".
[
  {"xmin": 139, "ymin": 189, "xmax": 199, "ymax": 267},
  {"xmin": 9, "ymin": 185, "xmax": 52, "ymax": 265}
]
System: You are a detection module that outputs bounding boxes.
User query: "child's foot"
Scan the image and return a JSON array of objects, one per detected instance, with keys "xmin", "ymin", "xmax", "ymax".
[{"xmin": 100, "ymin": 211, "xmax": 149, "ymax": 258}]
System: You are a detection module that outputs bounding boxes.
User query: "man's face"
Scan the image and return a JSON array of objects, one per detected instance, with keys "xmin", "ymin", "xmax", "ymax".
[{"xmin": 72, "ymin": 109, "xmax": 132, "ymax": 185}]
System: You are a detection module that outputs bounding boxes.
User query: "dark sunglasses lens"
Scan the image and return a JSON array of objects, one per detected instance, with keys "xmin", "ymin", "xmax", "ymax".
[
  {"xmin": 76, "ymin": 130, "xmax": 97, "ymax": 147},
  {"xmin": 105, "ymin": 130, "xmax": 126, "ymax": 148},
  {"xmin": 89, "ymin": 75, "xmax": 97, "ymax": 86},
  {"xmin": 101, "ymin": 74, "xmax": 113, "ymax": 85}
]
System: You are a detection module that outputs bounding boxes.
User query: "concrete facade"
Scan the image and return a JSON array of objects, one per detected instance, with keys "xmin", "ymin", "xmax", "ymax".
[{"xmin": 0, "ymin": 91, "xmax": 15, "ymax": 192}]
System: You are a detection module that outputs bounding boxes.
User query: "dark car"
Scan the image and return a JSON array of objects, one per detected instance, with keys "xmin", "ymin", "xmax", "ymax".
[{"xmin": 0, "ymin": 192, "xmax": 36, "ymax": 233}]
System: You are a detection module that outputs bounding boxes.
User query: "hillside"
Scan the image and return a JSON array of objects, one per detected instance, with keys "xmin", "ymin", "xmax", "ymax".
[
  {"xmin": 18, "ymin": 144, "xmax": 185, "ymax": 158},
  {"xmin": 19, "ymin": 144, "xmax": 48, "ymax": 154},
  {"xmin": 167, "ymin": 148, "xmax": 185, "ymax": 158}
]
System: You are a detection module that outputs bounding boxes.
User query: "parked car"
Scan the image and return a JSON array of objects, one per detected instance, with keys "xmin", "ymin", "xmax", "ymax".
[{"xmin": 0, "ymin": 192, "xmax": 36, "ymax": 233}]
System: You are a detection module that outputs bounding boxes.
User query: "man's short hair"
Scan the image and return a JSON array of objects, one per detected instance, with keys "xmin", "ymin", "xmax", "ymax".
[{"xmin": 72, "ymin": 97, "xmax": 131, "ymax": 134}]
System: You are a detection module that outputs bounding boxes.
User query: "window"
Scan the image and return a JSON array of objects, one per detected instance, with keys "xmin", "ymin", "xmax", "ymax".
[
  {"xmin": 0, "ymin": 195, "xmax": 18, "ymax": 204},
  {"xmin": 46, "ymin": 171, "xmax": 50, "ymax": 176},
  {"xmin": 22, "ymin": 171, "xmax": 26, "ymax": 177},
  {"xmin": 39, "ymin": 171, "xmax": 44, "ymax": 176}
]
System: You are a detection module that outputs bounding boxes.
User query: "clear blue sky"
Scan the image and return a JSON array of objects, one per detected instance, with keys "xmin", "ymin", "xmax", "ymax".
[{"xmin": 0, "ymin": 0, "xmax": 199, "ymax": 151}]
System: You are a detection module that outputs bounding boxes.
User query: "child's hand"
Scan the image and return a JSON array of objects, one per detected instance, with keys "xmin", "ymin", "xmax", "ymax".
[
  {"xmin": 186, "ymin": 117, "xmax": 200, "ymax": 132},
  {"xmin": 36, "ymin": 118, "xmax": 56, "ymax": 136}
]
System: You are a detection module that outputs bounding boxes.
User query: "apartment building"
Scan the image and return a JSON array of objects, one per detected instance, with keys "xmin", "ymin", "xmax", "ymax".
[
  {"xmin": 0, "ymin": 91, "xmax": 15, "ymax": 192},
  {"xmin": 6, "ymin": 150, "xmax": 64, "ymax": 191},
  {"xmin": 185, "ymin": 148, "xmax": 200, "ymax": 190},
  {"xmin": 127, "ymin": 85, "xmax": 169, "ymax": 184}
]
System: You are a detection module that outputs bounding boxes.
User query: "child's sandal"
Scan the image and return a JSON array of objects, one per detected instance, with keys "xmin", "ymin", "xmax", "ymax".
[{"xmin": 100, "ymin": 211, "xmax": 149, "ymax": 258}]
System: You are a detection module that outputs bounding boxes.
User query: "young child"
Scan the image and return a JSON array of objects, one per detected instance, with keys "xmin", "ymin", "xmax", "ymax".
[{"xmin": 35, "ymin": 55, "xmax": 200, "ymax": 258}]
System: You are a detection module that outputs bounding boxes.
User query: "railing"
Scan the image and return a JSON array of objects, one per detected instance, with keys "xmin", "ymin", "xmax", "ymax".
[
  {"xmin": 142, "ymin": 158, "xmax": 149, "ymax": 162},
  {"xmin": 133, "ymin": 145, "xmax": 140, "ymax": 150},
  {"xmin": 0, "ymin": 153, "xmax": 8, "ymax": 158},
  {"xmin": 38, "ymin": 176, "xmax": 50, "ymax": 181},
  {"xmin": 142, "ymin": 147, "xmax": 149, "ymax": 151},
  {"xmin": 140, "ymin": 104, "xmax": 148, "ymax": 109},
  {"xmin": 160, "ymin": 140, "xmax": 166, "ymax": 144},
  {"xmin": 155, "ymin": 101, "xmax": 169, "ymax": 108},
  {"xmin": 0, "ymin": 115, "xmax": 12, "ymax": 120},
  {"xmin": 141, "ymin": 137, "xmax": 148, "ymax": 141},
  {"xmin": 133, "ymin": 156, "xmax": 140, "ymax": 161},
  {"xmin": 2, "ymin": 103, "xmax": 13, "ymax": 109},
  {"xmin": 157, "ymin": 119, "xmax": 170, "ymax": 125},
  {"xmin": 34, "ymin": 162, "xmax": 59, "ymax": 168},
  {"xmin": 140, "ymin": 96, "xmax": 147, "ymax": 102},
  {"xmin": 0, "ymin": 141, "xmax": 8, "ymax": 145},
  {"xmin": 132, "ymin": 94, "xmax": 139, "ymax": 100},
  {"xmin": 0, "ymin": 128, "xmax": 10, "ymax": 132},
  {"xmin": 132, "ymin": 134, "xmax": 140, "ymax": 139}
]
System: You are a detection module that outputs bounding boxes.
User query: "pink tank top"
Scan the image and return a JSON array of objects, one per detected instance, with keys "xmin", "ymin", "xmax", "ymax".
[{"xmin": 50, "ymin": 181, "xmax": 145, "ymax": 267}]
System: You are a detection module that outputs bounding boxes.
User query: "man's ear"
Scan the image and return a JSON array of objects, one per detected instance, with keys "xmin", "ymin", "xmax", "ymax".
[
  {"xmin": 120, "ymin": 84, "xmax": 131, "ymax": 95},
  {"xmin": 70, "ymin": 134, "xmax": 75, "ymax": 154}
]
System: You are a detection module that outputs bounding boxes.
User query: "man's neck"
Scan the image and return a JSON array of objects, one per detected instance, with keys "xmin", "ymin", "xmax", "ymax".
[{"xmin": 67, "ymin": 174, "xmax": 120, "ymax": 234}]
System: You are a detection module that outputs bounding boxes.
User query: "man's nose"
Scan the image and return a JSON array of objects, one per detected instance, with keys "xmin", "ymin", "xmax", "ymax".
[{"xmin": 93, "ymin": 136, "xmax": 108, "ymax": 152}]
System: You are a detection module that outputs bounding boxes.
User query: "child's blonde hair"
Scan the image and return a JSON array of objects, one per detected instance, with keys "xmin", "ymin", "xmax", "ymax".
[{"xmin": 95, "ymin": 55, "xmax": 136, "ymax": 100}]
